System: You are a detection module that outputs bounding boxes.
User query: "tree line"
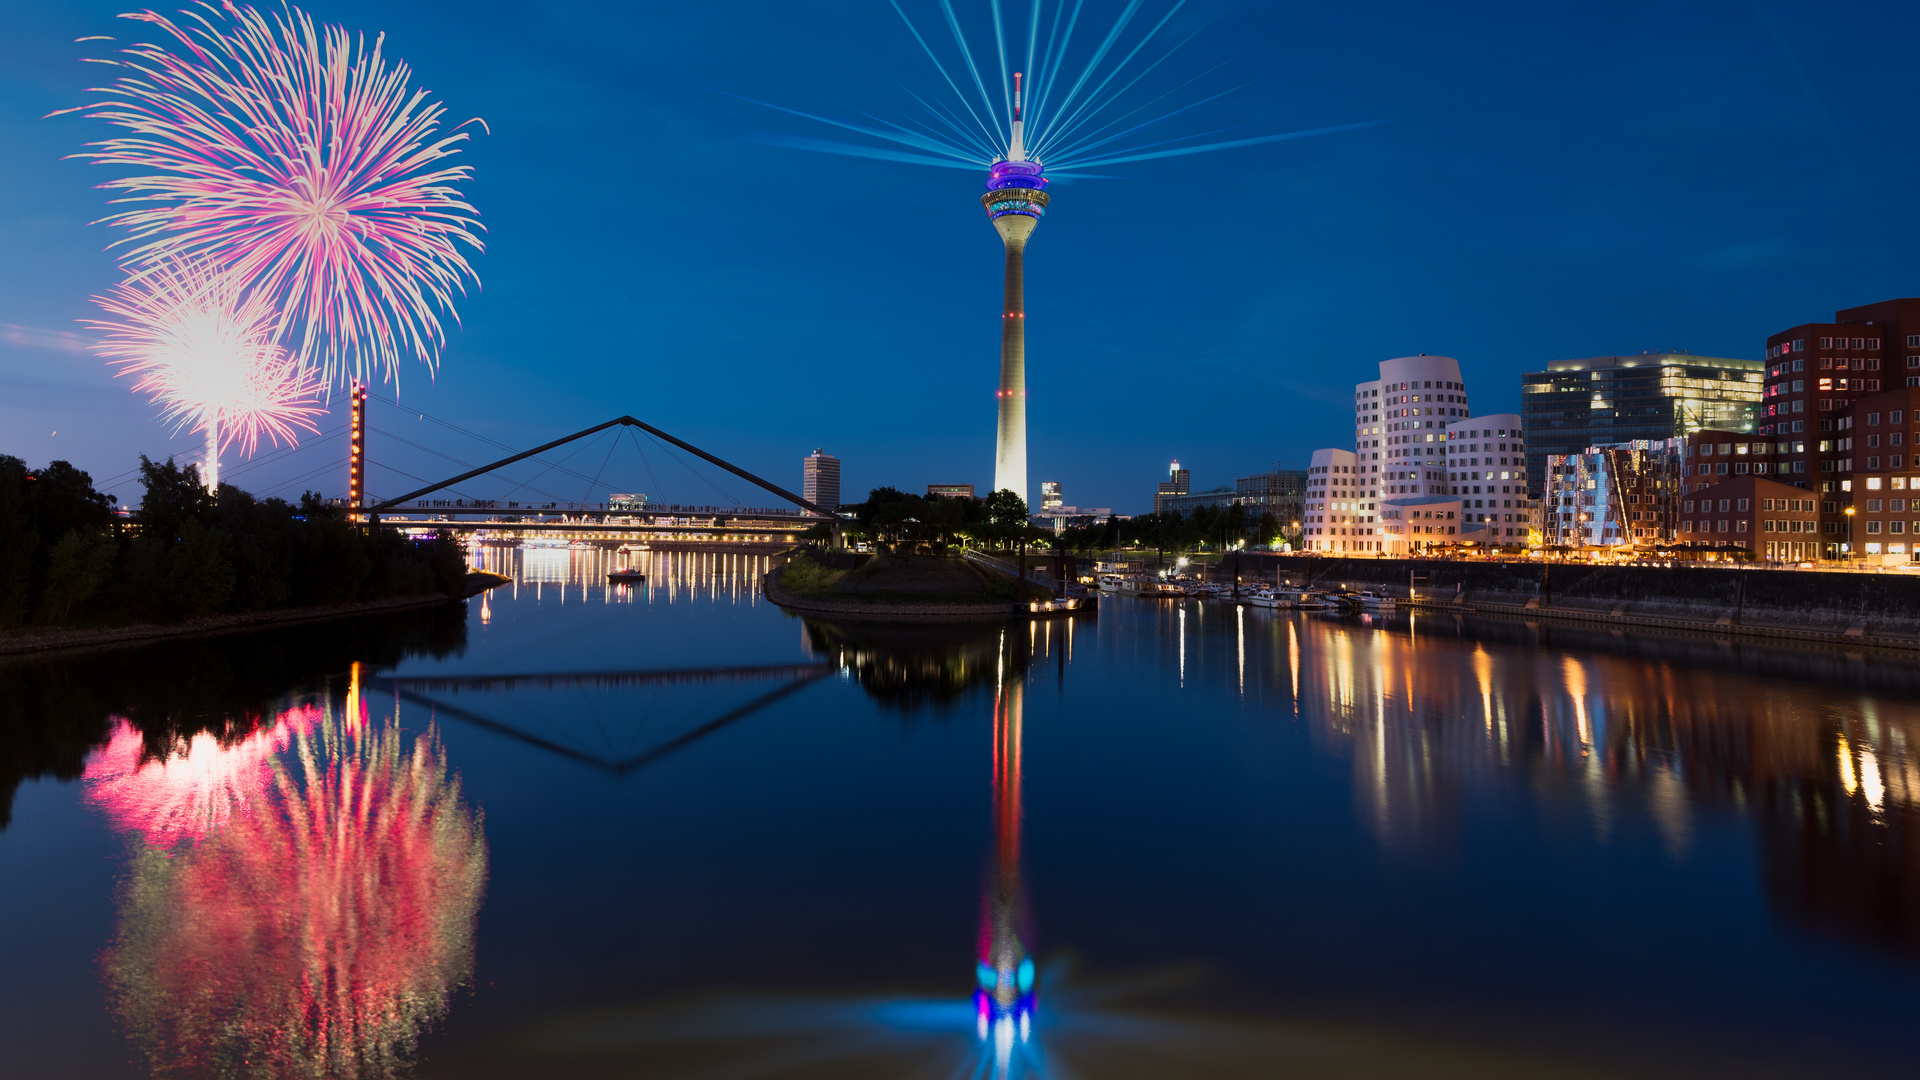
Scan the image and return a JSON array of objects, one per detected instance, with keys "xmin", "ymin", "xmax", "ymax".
[
  {"xmin": 813, "ymin": 487, "xmax": 1287, "ymax": 560},
  {"xmin": 0, "ymin": 455, "xmax": 468, "ymax": 630}
]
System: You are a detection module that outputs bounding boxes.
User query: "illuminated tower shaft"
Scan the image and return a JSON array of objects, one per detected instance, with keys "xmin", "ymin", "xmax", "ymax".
[{"xmin": 982, "ymin": 79, "xmax": 1047, "ymax": 509}]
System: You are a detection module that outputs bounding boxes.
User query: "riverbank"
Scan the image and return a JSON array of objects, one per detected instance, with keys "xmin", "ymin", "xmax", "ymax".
[{"xmin": 0, "ymin": 570, "xmax": 510, "ymax": 662}]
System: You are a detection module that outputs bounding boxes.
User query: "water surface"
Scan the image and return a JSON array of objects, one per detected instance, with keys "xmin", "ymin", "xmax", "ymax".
[{"xmin": 2, "ymin": 547, "xmax": 1916, "ymax": 1078}]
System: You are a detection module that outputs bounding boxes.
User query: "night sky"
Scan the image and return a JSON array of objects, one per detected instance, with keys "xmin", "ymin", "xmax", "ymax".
[{"xmin": 2, "ymin": 0, "xmax": 1916, "ymax": 514}]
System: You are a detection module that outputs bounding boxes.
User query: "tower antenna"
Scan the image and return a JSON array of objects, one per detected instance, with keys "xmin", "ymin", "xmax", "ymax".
[{"xmin": 1010, "ymin": 72, "xmax": 1025, "ymax": 162}]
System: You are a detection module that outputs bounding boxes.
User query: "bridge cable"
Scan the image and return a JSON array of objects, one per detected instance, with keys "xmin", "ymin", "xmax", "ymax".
[
  {"xmin": 367, "ymin": 395, "xmax": 617, "ymax": 492},
  {"xmin": 493, "ymin": 433, "xmax": 605, "ymax": 506},
  {"xmin": 627, "ymin": 427, "xmax": 670, "ymax": 507},
  {"xmin": 580, "ymin": 430, "xmax": 621, "ymax": 506},
  {"xmin": 639, "ymin": 430, "xmax": 746, "ymax": 508},
  {"xmin": 368, "ymin": 424, "xmax": 571, "ymax": 506}
]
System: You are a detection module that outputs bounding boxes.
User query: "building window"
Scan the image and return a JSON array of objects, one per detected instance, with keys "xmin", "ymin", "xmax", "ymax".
[
  {"xmin": 1868, "ymin": 499, "xmax": 1884, "ymax": 512},
  {"xmin": 1867, "ymin": 521, "xmax": 1882, "ymax": 534}
]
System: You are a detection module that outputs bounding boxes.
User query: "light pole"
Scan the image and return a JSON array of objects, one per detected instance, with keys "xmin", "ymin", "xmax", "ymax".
[{"xmin": 1845, "ymin": 505, "xmax": 1856, "ymax": 567}]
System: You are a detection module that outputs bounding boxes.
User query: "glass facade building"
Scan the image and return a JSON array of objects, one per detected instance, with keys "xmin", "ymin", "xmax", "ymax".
[{"xmin": 1520, "ymin": 354, "xmax": 1763, "ymax": 498}]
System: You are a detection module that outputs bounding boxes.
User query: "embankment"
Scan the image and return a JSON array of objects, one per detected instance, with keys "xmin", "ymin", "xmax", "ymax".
[
  {"xmin": 0, "ymin": 571, "xmax": 510, "ymax": 662},
  {"xmin": 1245, "ymin": 555, "xmax": 1920, "ymax": 649}
]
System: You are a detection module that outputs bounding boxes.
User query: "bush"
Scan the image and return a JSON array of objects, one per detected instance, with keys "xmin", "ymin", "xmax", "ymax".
[{"xmin": 778, "ymin": 557, "xmax": 846, "ymax": 597}]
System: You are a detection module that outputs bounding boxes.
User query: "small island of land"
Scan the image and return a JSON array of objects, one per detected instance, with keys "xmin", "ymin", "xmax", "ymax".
[{"xmin": 766, "ymin": 552, "xmax": 1052, "ymax": 621}]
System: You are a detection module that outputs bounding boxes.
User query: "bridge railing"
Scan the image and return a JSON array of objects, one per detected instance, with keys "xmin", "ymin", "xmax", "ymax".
[{"xmin": 373, "ymin": 499, "xmax": 816, "ymax": 518}]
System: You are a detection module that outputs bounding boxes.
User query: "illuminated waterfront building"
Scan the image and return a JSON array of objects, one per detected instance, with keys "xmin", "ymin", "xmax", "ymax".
[
  {"xmin": 1303, "ymin": 449, "xmax": 1362, "ymax": 551},
  {"xmin": 1544, "ymin": 438, "xmax": 1685, "ymax": 549},
  {"xmin": 802, "ymin": 448, "xmax": 840, "ymax": 513},
  {"xmin": 1442, "ymin": 412, "xmax": 1538, "ymax": 546},
  {"xmin": 1521, "ymin": 353, "xmax": 1763, "ymax": 497}
]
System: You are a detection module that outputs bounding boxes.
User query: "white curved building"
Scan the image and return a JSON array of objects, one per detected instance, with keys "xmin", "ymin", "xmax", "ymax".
[
  {"xmin": 1362, "ymin": 355, "xmax": 1472, "ymax": 501},
  {"xmin": 1442, "ymin": 412, "xmax": 1537, "ymax": 545},
  {"xmin": 1302, "ymin": 448, "xmax": 1365, "ymax": 551}
]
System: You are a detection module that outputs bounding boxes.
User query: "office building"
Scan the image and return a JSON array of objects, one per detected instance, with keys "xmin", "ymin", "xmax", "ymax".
[
  {"xmin": 802, "ymin": 448, "xmax": 840, "ymax": 513},
  {"xmin": 1361, "ymin": 354, "xmax": 1473, "ymax": 503},
  {"xmin": 1440, "ymin": 412, "xmax": 1537, "ymax": 545},
  {"xmin": 1676, "ymin": 476, "xmax": 1818, "ymax": 560},
  {"xmin": 1543, "ymin": 438, "xmax": 1685, "ymax": 549},
  {"xmin": 1302, "ymin": 449, "xmax": 1364, "ymax": 552},
  {"xmin": 1521, "ymin": 353, "xmax": 1763, "ymax": 496},
  {"xmin": 1039, "ymin": 481, "xmax": 1062, "ymax": 510},
  {"xmin": 1153, "ymin": 461, "xmax": 1191, "ymax": 514},
  {"xmin": 927, "ymin": 483, "xmax": 975, "ymax": 499}
]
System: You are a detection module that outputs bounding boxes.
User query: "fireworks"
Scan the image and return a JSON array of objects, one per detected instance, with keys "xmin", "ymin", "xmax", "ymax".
[
  {"xmin": 68, "ymin": 0, "xmax": 484, "ymax": 390},
  {"xmin": 91, "ymin": 697, "xmax": 488, "ymax": 1078},
  {"xmin": 87, "ymin": 259, "xmax": 324, "ymax": 488},
  {"xmin": 743, "ymin": 1, "xmax": 1376, "ymax": 176}
]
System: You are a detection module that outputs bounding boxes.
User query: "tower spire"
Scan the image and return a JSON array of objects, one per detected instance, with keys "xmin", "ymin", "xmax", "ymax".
[{"xmin": 1009, "ymin": 72, "xmax": 1025, "ymax": 162}]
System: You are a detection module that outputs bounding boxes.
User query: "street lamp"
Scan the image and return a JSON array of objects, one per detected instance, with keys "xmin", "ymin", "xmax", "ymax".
[{"xmin": 1845, "ymin": 506, "xmax": 1856, "ymax": 566}]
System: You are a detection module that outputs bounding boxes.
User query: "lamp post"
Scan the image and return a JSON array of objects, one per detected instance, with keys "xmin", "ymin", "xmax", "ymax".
[{"xmin": 1845, "ymin": 506, "xmax": 1856, "ymax": 567}]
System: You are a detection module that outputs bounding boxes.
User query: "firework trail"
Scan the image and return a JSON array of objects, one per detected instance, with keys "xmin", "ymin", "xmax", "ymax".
[
  {"xmin": 89, "ymin": 693, "xmax": 487, "ymax": 1079},
  {"xmin": 64, "ymin": 0, "xmax": 484, "ymax": 390},
  {"xmin": 739, "ymin": 1, "xmax": 1377, "ymax": 176},
  {"xmin": 87, "ymin": 259, "xmax": 324, "ymax": 489}
]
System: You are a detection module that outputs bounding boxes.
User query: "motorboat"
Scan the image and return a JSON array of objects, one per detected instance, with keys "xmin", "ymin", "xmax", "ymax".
[
  {"xmin": 607, "ymin": 568, "xmax": 647, "ymax": 583},
  {"xmin": 1240, "ymin": 589, "xmax": 1282, "ymax": 608},
  {"xmin": 1354, "ymin": 590, "xmax": 1397, "ymax": 610},
  {"xmin": 1276, "ymin": 588, "xmax": 1338, "ymax": 610}
]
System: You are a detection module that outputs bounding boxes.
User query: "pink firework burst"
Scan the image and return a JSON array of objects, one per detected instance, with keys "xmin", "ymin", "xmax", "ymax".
[
  {"xmin": 89, "ymin": 259, "xmax": 324, "ymax": 474},
  {"xmin": 67, "ymin": 0, "xmax": 484, "ymax": 389}
]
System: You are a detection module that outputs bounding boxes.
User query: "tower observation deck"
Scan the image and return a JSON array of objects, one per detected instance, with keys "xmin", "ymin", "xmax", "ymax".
[{"xmin": 982, "ymin": 74, "xmax": 1047, "ymax": 508}]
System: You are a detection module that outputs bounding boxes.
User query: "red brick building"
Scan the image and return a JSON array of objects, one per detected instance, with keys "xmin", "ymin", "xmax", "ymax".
[{"xmin": 1675, "ymin": 475, "xmax": 1819, "ymax": 559}]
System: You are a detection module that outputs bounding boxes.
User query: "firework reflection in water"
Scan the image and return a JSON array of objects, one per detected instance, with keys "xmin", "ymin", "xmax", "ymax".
[{"xmin": 87, "ymin": 683, "xmax": 487, "ymax": 1079}]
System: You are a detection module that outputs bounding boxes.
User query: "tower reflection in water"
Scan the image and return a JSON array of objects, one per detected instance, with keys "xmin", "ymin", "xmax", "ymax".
[
  {"xmin": 814, "ymin": 619, "xmax": 1045, "ymax": 1078},
  {"xmin": 978, "ymin": 633, "xmax": 1035, "ymax": 1066},
  {"xmin": 82, "ymin": 663, "xmax": 487, "ymax": 1079}
]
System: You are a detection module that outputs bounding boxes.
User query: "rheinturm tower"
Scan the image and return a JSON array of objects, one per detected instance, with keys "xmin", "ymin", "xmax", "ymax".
[{"xmin": 982, "ymin": 73, "xmax": 1048, "ymax": 508}]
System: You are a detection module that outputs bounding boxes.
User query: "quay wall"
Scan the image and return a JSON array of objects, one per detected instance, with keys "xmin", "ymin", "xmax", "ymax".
[{"xmin": 1233, "ymin": 556, "xmax": 1920, "ymax": 638}]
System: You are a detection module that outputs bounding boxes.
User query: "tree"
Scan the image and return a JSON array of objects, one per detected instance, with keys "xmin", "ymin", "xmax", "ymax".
[{"xmin": 985, "ymin": 488, "xmax": 1028, "ymax": 528}]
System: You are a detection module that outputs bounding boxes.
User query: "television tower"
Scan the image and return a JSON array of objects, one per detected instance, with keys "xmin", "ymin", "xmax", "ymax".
[{"xmin": 982, "ymin": 72, "xmax": 1048, "ymax": 508}]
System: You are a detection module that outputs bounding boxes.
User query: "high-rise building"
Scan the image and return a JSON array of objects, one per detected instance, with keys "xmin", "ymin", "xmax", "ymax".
[
  {"xmin": 1520, "ymin": 353, "xmax": 1763, "ymax": 496},
  {"xmin": 1362, "ymin": 355, "xmax": 1473, "ymax": 503},
  {"xmin": 802, "ymin": 448, "xmax": 840, "ymax": 514},
  {"xmin": 1760, "ymin": 298, "xmax": 1920, "ymax": 494},
  {"xmin": 981, "ymin": 85, "xmax": 1049, "ymax": 507},
  {"xmin": 1039, "ymin": 481, "xmax": 1062, "ymax": 511},
  {"xmin": 1153, "ymin": 461, "xmax": 1190, "ymax": 514}
]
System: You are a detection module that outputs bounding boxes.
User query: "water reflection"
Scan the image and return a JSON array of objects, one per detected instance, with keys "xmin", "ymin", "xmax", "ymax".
[
  {"xmin": 1273, "ymin": 611, "xmax": 1920, "ymax": 954},
  {"xmin": 470, "ymin": 544, "xmax": 770, "ymax": 607},
  {"xmin": 85, "ymin": 671, "xmax": 487, "ymax": 1079}
]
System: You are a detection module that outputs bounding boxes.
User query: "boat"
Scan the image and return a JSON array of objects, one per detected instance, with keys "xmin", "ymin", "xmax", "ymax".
[
  {"xmin": 1354, "ymin": 590, "xmax": 1397, "ymax": 610},
  {"xmin": 607, "ymin": 568, "xmax": 647, "ymax": 583},
  {"xmin": 1275, "ymin": 588, "xmax": 1338, "ymax": 610},
  {"xmin": 1112, "ymin": 575, "xmax": 1190, "ymax": 598},
  {"xmin": 1240, "ymin": 589, "xmax": 1282, "ymax": 608}
]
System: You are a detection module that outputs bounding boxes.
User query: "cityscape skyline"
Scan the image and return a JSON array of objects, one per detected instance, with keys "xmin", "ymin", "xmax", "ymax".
[{"xmin": 5, "ymin": 1, "xmax": 1920, "ymax": 515}]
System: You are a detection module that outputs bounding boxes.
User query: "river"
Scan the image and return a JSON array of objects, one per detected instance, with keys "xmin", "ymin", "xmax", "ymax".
[{"xmin": 1, "ymin": 546, "xmax": 1916, "ymax": 1079}]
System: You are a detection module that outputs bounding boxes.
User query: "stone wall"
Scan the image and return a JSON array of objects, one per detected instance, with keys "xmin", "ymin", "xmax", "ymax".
[{"xmin": 1239, "ymin": 555, "xmax": 1920, "ymax": 637}]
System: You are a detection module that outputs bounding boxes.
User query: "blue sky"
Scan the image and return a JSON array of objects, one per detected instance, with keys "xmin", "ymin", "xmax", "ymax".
[{"xmin": 2, "ymin": 0, "xmax": 1917, "ymax": 513}]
